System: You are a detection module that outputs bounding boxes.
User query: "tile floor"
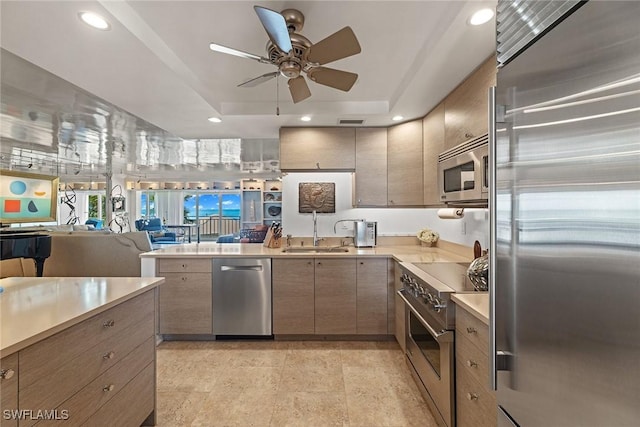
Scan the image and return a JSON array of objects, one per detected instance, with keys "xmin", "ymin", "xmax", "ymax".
[{"xmin": 156, "ymin": 340, "xmax": 439, "ymax": 427}]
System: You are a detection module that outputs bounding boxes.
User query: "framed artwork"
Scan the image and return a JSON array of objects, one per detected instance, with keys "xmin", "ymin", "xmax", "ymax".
[
  {"xmin": 0, "ymin": 170, "xmax": 59, "ymax": 224},
  {"xmin": 299, "ymin": 182, "xmax": 335, "ymax": 213}
]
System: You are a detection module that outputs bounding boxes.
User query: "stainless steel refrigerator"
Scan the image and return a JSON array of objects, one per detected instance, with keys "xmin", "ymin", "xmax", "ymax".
[{"xmin": 489, "ymin": 1, "xmax": 640, "ymax": 426}]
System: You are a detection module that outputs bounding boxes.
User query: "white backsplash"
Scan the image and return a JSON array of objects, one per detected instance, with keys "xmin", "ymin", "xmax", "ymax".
[{"xmin": 281, "ymin": 172, "xmax": 488, "ymax": 248}]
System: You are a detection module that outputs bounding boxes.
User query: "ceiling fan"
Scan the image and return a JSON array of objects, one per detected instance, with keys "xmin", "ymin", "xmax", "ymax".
[{"xmin": 210, "ymin": 6, "xmax": 362, "ymax": 103}]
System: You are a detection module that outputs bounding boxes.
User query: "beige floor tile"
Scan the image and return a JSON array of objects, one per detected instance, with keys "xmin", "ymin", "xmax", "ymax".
[
  {"xmin": 270, "ymin": 391, "xmax": 349, "ymax": 427},
  {"xmin": 211, "ymin": 366, "xmax": 283, "ymax": 392},
  {"xmin": 191, "ymin": 388, "xmax": 277, "ymax": 427},
  {"xmin": 284, "ymin": 344, "xmax": 343, "ymax": 369},
  {"xmin": 155, "ymin": 390, "xmax": 208, "ymax": 427},
  {"xmin": 279, "ymin": 364, "xmax": 344, "ymax": 392}
]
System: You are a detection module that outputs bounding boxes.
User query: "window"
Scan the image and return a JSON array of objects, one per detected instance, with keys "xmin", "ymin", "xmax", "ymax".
[
  {"xmin": 88, "ymin": 194, "xmax": 107, "ymax": 220},
  {"xmin": 140, "ymin": 192, "xmax": 156, "ymax": 218}
]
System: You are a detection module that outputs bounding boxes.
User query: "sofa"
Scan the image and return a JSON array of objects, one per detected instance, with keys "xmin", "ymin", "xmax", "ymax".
[
  {"xmin": 134, "ymin": 218, "xmax": 177, "ymax": 243},
  {"xmin": 0, "ymin": 230, "xmax": 152, "ymax": 278}
]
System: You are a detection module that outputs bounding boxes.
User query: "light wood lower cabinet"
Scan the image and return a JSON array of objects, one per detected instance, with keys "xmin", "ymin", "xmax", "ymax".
[
  {"xmin": 157, "ymin": 258, "xmax": 213, "ymax": 334},
  {"xmin": 356, "ymin": 258, "xmax": 389, "ymax": 334},
  {"xmin": 4, "ymin": 290, "xmax": 156, "ymax": 427},
  {"xmin": 455, "ymin": 304, "xmax": 496, "ymax": 427},
  {"xmin": 272, "ymin": 258, "xmax": 315, "ymax": 334},
  {"xmin": 273, "ymin": 257, "xmax": 391, "ymax": 336},
  {"xmin": 315, "ymin": 259, "xmax": 357, "ymax": 334},
  {"xmin": 0, "ymin": 353, "xmax": 19, "ymax": 427}
]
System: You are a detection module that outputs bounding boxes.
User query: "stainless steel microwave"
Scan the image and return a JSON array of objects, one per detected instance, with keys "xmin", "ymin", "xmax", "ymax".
[{"xmin": 437, "ymin": 134, "xmax": 488, "ymax": 204}]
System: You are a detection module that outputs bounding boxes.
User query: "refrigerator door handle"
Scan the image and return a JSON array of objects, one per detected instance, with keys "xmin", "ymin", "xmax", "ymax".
[{"xmin": 489, "ymin": 85, "xmax": 499, "ymax": 390}]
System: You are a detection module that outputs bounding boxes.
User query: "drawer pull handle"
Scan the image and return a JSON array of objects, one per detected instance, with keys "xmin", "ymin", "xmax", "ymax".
[
  {"xmin": 103, "ymin": 351, "xmax": 115, "ymax": 360},
  {"xmin": 466, "ymin": 327, "xmax": 477, "ymax": 334},
  {"xmin": 467, "ymin": 360, "xmax": 478, "ymax": 368},
  {"xmin": 467, "ymin": 392, "xmax": 479, "ymax": 401},
  {"xmin": 182, "ymin": 264, "xmax": 187, "ymax": 268},
  {"xmin": 103, "ymin": 384, "xmax": 115, "ymax": 392},
  {"xmin": 0, "ymin": 369, "xmax": 15, "ymax": 380},
  {"xmin": 103, "ymin": 320, "xmax": 115, "ymax": 328}
]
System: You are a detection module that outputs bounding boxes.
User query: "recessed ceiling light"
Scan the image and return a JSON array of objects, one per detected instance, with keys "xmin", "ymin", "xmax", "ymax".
[
  {"xmin": 469, "ymin": 8, "xmax": 494, "ymax": 26},
  {"xmin": 78, "ymin": 12, "xmax": 110, "ymax": 30},
  {"xmin": 300, "ymin": 116, "xmax": 311, "ymax": 122},
  {"xmin": 392, "ymin": 115, "xmax": 403, "ymax": 121},
  {"xmin": 208, "ymin": 117, "xmax": 222, "ymax": 123}
]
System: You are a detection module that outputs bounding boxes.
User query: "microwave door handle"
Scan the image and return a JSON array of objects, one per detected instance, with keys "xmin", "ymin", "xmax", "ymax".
[{"xmin": 397, "ymin": 290, "xmax": 453, "ymax": 343}]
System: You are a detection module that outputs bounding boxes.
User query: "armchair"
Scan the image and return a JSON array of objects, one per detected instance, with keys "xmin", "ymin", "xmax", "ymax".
[{"xmin": 134, "ymin": 218, "xmax": 177, "ymax": 243}]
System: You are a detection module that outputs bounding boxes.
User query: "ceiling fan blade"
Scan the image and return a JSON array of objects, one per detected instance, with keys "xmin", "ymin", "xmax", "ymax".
[
  {"xmin": 209, "ymin": 43, "xmax": 270, "ymax": 64},
  {"xmin": 307, "ymin": 67, "xmax": 358, "ymax": 92},
  {"xmin": 238, "ymin": 72, "xmax": 278, "ymax": 88},
  {"xmin": 254, "ymin": 6, "xmax": 292, "ymax": 54},
  {"xmin": 306, "ymin": 27, "xmax": 361, "ymax": 65},
  {"xmin": 288, "ymin": 76, "xmax": 311, "ymax": 104}
]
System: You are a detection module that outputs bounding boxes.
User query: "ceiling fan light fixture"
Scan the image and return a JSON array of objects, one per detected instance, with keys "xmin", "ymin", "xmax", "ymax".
[
  {"xmin": 469, "ymin": 8, "xmax": 494, "ymax": 26},
  {"xmin": 300, "ymin": 116, "xmax": 311, "ymax": 122},
  {"xmin": 392, "ymin": 115, "xmax": 404, "ymax": 121},
  {"xmin": 208, "ymin": 117, "xmax": 222, "ymax": 123},
  {"xmin": 78, "ymin": 12, "xmax": 110, "ymax": 30}
]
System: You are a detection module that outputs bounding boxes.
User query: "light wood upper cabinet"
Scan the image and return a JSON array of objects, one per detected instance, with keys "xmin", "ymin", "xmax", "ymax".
[
  {"xmin": 356, "ymin": 258, "xmax": 389, "ymax": 334},
  {"xmin": 354, "ymin": 128, "xmax": 388, "ymax": 207},
  {"xmin": 387, "ymin": 119, "xmax": 424, "ymax": 206},
  {"xmin": 443, "ymin": 55, "xmax": 497, "ymax": 150},
  {"xmin": 279, "ymin": 127, "xmax": 356, "ymax": 170},
  {"xmin": 423, "ymin": 102, "xmax": 445, "ymax": 206},
  {"xmin": 272, "ymin": 258, "xmax": 315, "ymax": 335},
  {"xmin": 315, "ymin": 258, "xmax": 357, "ymax": 334}
]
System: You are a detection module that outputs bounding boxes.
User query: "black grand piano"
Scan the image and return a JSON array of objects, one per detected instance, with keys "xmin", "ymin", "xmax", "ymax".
[{"xmin": 0, "ymin": 231, "xmax": 52, "ymax": 277}]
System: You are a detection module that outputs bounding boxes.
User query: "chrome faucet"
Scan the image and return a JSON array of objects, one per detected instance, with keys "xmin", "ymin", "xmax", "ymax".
[{"xmin": 312, "ymin": 210, "xmax": 321, "ymax": 246}]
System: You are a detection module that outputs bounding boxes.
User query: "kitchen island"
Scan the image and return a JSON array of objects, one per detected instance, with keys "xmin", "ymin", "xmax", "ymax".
[{"xmin": 0, "ymin": 277, "xmax": 164, "ymax": 427}]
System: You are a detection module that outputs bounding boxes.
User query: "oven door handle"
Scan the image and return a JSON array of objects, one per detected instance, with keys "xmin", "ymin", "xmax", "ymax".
[{"xmin": 397, "ymin": 290, "xmax": 453, "ymax": 343}]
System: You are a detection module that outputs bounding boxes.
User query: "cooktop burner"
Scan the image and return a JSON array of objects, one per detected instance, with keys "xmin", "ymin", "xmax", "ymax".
[{"xmin": 412, "ymin": 262, "xmax": 476, "ymax": 293}]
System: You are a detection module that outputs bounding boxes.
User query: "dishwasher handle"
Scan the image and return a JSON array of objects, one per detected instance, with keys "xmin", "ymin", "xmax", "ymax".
[{"xmin": 220, "ymin": 265, "xmax": 263, "ymax": 272}]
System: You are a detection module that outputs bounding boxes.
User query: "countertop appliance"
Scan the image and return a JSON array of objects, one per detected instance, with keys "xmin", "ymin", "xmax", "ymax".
[
  {"xmin": 437, "ymin": 134, "xmax": 488, "ymax": 205},
  {"xmin": 491, "ymin": 1, "xmax": 640, "ymax": 426},
  {"xmin": 212, "ymin": 258, "xmax": 272, "ymax": 336},
  {"xmin": 353, "ymin": 220, "xmax": 377, "ymax": 247},
  {"xmin": 397, "ymin": 261, "xmax": 480, "ymax": 427}
]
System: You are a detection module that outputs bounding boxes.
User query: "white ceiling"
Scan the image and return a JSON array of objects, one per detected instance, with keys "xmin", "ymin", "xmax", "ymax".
[{"xmin": 0, "ymin": 0, "xmax": 496, "ymax": 142}]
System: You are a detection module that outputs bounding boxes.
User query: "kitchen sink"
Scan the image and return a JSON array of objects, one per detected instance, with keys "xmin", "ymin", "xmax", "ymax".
[{"xmin": 281, "ymin": 246, "xmax": 350, "ymax": 253}]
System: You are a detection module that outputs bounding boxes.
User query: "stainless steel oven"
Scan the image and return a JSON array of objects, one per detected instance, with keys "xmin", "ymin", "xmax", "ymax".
[
  {"xmin": 400, "ymin": 289, "xmax": 454, "ymax": 427},
  {"xmin": 438, "ymin": 134, "xmax": 488, "ymax": 204}
]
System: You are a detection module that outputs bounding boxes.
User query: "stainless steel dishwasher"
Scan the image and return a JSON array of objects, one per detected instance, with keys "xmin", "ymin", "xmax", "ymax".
[{"xmin": 212, "ymin": 258, "xmax": 272, "ymax": 336}]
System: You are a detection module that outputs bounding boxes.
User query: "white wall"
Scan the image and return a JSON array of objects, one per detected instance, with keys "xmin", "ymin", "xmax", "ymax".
[{"xmin": 282, "ymin": 172, "xmax": 488, "ymax": 248}]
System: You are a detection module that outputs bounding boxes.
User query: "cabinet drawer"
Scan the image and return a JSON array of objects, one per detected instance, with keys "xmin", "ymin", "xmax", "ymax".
[
  {"xmin": 456, "ymin": 359, "xmax": 497, "ymax": 427},
  {"xmin": 157, "ymin": 258, "xmax": 212, "ymax": 273},
  {"xmin": 1, "ymin": 353, "xmax": 19, "ymax": 427},
  {"xmin": 456, "ymin": 307, "xmax": 489, "ymax": 356},
  {"xmin": 456, "ymin": 333, "xmax": 490, "ymax": 389},
  {"xmin": 20, "ymin": 314, "xmax": 154, "ymax": 423},
  {"xmin": 82, "ymin": 362, "xmax": 155, "ymax": 427},
  {"xmin": 36, "ymin": 337, "xmax": 154, "ymax": 427},
  {"xmin": 19, "ymin": 290, "xmax": 154, "ymax": 391}
]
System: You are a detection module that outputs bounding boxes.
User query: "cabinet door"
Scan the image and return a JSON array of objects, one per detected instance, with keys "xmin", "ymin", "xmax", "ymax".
[
  {"xmin": 272, "ymin": 258, "xmax": 315, "ymax": 334},
  {"xmin": 423, "ymin": 102, "xmax": 445, "ymax": 206},
  {"xmin": 354, "ymin": 128, "xmax": 388, "ymax": 207},
  {"xmin": 280, "ymin": 127, "xmax": 356, "ymax": 170},
  {"xmin": 315, "ymin": 258, "xmax": 357, "ymax": 334},
  {"xmin": 158, "ymin": 273, "xmax": 213, "ymax": 334},
  {"xmin": 387, "ymin": 119, "xmax": 424, "ymax": 206},
  {"xmin": 443, "ymin": 55, "xmax": 497, "ymax": 150},
  {"xmin": 356, "ymin": 258, "xmax": 388, "ymax": 334},
  {"xmin": 0, "ymin": 353, "xmax": 18, "ymax": 427}
]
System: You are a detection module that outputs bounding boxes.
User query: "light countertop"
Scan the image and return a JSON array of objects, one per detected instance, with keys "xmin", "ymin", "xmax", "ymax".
[
  {"xmin": 452, "ymin": 293, "xmax": 490, "ymax": 325},
  {"xmin": 0, "ymin": 277, "xmax": 164, "ymax": 357},
  {"xmin": 139, "ymin": 243, "xmax": 472, "ymax": 264}
]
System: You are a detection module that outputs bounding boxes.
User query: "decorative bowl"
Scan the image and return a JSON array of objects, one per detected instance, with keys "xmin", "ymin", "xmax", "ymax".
[{"xmin": 267, "ymin": 206, "xmax": 281, "ymax": 216}]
